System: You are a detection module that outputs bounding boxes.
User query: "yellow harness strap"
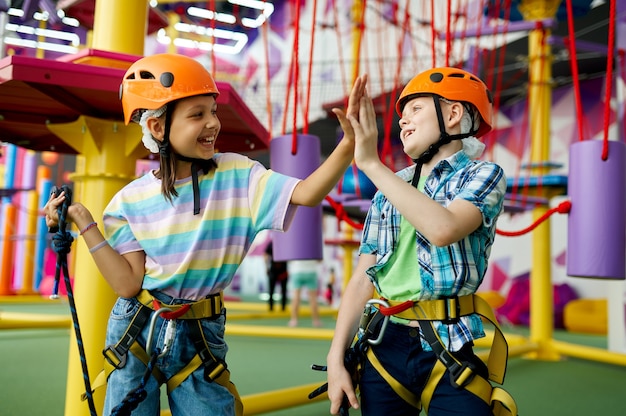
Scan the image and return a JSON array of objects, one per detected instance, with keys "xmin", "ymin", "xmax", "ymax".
[
  {"xmin": 421, "ymin": 360, "xmax": 517, "ymax": 416},
  {"xmin": 365, "ymin": 348, "xmax": 421, "ymax": 410},
  {"xmin": 384, "ymin": 294, "xmax": 508, "ymax": 384},
  {"xmin": 167, "ymin": 353, "xmax": 243, "ymax": 416},
  {"xmin": 366, "ymin": 294, "xmax": 517, "ymax": 415},
  {"xmin": 135, "ymin": 289, "xmax": 224, "ymax": 320}
]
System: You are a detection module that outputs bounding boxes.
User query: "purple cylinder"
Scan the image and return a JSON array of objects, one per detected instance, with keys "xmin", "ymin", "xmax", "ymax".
[
  {"xmin": 567, "ymin": 140, "xmax": 626, "ymax": 279},
  {"xmin": 269, "ymin": 134, "xmax": 323, "ymax": 261}
]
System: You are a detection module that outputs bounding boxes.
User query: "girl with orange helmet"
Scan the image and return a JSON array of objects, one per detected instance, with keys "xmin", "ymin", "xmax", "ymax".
[
  {"xmin": 326, "ymin": 68, "xmax": 513, "ymax": 416},
  {"xmin": 44, "ymin": 53, "xmax": 367, "ymax": 416}
]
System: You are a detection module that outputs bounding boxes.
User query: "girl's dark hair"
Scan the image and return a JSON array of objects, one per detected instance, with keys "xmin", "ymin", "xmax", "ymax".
[
  {"xmin": 157, "ymin": 151, "xmax": 179, "ymax": 204},
  {"xmin": 154, "ymin": 101, "xmax": 178, "ymax": 204}
]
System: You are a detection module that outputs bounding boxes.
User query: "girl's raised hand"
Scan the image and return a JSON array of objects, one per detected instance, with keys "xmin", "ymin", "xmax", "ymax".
[{"xmin": 332, "ymin": 74, "xmax": 368, "ymax": 143}]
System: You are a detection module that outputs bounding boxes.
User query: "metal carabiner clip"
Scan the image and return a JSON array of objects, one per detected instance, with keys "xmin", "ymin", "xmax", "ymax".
[
  {"xmin": 362, "ymin": 298, "xmax": 390, "ymax": 346},
  {"xmin": 145, "ymin": 307, "xmax": 174, "ymax": 358}
]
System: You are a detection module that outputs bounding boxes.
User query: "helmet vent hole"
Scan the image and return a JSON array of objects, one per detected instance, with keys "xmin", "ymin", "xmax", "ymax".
[
  {"xmin": 430, "ymin": 73, "xmax": 444, "ymax": 83},
  {"xmin": 160, "ymin": 72, "xmax": 174, "ymax": 88},
  {"xmin": 139, "ymin": 71, "xmax": 155, "ymax": 80}
]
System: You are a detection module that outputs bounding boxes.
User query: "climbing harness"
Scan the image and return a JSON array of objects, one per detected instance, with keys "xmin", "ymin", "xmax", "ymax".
[
  {"xmin": 48, "ymin": 185, "xmax": 98, "ymax": 416},
  {"xmin": 309, "ymin": 299, "xmax": 391, "ymax": 416},
  {"xmin": 89, "ymin": 289, "xmax": 243, "ymax": 416},
  {"xmin": 310, "ymin": 295, "xmax": 518, "ymax": 416},
  {"xmin": 372, "ymin": 295, "xmax": 517, "ymax": 415}
]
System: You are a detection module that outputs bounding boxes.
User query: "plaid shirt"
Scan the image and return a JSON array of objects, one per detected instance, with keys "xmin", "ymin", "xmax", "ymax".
[{"xmin": 360, "ymin": 150, "xmax": 506, "ymax": 351}]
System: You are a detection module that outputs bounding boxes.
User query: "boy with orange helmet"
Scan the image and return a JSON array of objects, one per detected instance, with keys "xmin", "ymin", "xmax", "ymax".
[
  {"xmin": 44, "ymin": 53, "xmax": 366, "ymax": 416},
  {"xmin": 326, "ymin": 68, "xmax": 514, "ymax": 415}
]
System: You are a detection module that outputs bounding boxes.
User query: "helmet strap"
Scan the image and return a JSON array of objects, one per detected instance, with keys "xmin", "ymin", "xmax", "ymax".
[
  {"xmin": 158, "ymin": 105, "xmax": 174, "ymax": 158},
  {"xmin": 410, "ymin": 95, "xmax": 473, "ymax": 187},
  {"xmin": 177, "ymin": 155, "xmax": 217, "ymax": 215}
]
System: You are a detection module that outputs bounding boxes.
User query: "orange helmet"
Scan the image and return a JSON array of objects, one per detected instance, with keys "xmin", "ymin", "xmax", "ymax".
[
  {"xmin": 395, "ymin": 67, "xmax": 493, "ymax": 137},
  {"xmin": 120, "ymin": 54, "xmax": 220, "ymax": 125}
]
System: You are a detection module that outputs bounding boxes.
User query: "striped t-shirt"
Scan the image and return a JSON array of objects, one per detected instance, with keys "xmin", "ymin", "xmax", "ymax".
[{"xmin": 104, "ymin": 152, "xmax": 300, "ymax": 300}]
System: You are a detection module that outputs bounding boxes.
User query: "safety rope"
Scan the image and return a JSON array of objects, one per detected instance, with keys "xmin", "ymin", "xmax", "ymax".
[
  {"xmin": 601, "ymin": 0, "xmax": 616, "ymax": 161},
  {"xmin": 496, "ymin": 200, "xmax": 571, "ymax": 237},
  {"xmin": 49, "ymin": 185, "xmax": 97, "ymax": 416},
  {"xmin": 290, "ymin": 0, "xmax": 302, "ymax": 153},
  {"xmin": 110, "ymin": 348, "xmax": 161, "ymax": 416},
  {"xmin": 324, "ymin": 195, "xmax": 364, "ymax": 230},
  {"xmin": 302, "ymin": 0, "xmax": 318, "ymax": 135},
  {"xmin": 564, "ymin": 0, "xmax": 585, "ymax": 143},
  {"xmin": 430, "ymin": 0, "xmax": 436, "ymax": 67}
]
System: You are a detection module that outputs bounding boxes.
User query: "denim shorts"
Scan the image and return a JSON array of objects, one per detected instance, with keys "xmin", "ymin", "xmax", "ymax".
[
  {"xmin": 102, "ymin": 292, "xmax": 238, "ymax": 416},
  {"xmin": 359, "ymin": 321, "xmax": 491, "ymax": 416}
]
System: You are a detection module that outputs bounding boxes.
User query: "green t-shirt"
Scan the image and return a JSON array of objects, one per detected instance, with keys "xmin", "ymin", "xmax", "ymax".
[{"xmin": 377, "ymin": 176, "xmax": 426, "ymax": 302}]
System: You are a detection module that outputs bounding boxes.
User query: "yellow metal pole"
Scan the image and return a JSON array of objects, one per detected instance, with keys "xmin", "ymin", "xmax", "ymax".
[
  {"xmin": 518, "ymin": 0, "xmax": 560, "ymax": 361},
  {"xmin": 350, "ymin": 0, "xmax": 364, "ymax": 83},
  {"xmin": 91, "ymin": 0, "xmax": 149, "ymax": 54},
  {"xmin": 49, "ymin": 2, "xmax": 149, "ymax": 414},
  {"xmin": 48, "ymin": 116, "xmax": 144, "ymax": 415}
]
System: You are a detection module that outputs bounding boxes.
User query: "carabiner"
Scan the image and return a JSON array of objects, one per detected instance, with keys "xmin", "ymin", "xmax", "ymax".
[
  {"xmin": 145, "ymin": 307, "xmax": 173, "ymax": 358},
  {"xmin": 363, "ymin": 298, "xmax": 390, "ymax": 346}
]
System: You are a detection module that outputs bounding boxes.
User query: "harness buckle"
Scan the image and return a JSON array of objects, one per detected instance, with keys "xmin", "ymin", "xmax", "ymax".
[
  {"xmin": 447, "ymin": 359, "xmax": 476, "ymax": 389},
  {"xmin": 103, "ymin": 345, "xmax": 127, "ymax": 369},
  {"xmin": 203, "ymin": 358, "xmax": 227, "ymax": 382},
  {"xmin": 442, "ymin": 296, "xmax": 461, "ymax": 324}
]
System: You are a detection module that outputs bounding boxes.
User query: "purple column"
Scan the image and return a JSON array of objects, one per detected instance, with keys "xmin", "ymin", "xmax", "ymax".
[
  {"xmin": 567, "ymin": 140, "xmax": 626, "ymax": 279},
  {"xmin": 269, "ymin": 134, "xmax": 323, "ymax": 261}
]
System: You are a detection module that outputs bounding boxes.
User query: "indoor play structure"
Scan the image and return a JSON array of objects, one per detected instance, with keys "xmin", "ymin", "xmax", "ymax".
[{"xmin": 0, "ymin": 1, "xmax": 625, "ymax": 415}]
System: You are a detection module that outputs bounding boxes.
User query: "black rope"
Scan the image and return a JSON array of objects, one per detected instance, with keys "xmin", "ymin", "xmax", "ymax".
[
  {"xmin": 110, "ymin": 348, "xmax": 161, "ymax": 416},
  {"xmin": 309, "ymin": 336, "xmax": 369, "ymax": 416},
  {"xmin": 49, "ymin": 185, "xmax": 98, "ymax": 416}
]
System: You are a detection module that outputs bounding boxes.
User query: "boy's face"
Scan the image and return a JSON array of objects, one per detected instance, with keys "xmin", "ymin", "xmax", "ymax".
[
  {"xmin": 169, "ymin": 94, "xmax": 221, "ymax": 161},
  {"xmin": 398, "ymin": 96, "xmax": 442, "ymax": 159}
]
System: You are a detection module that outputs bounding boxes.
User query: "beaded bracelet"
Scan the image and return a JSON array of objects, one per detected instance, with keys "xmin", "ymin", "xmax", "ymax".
[
  {"xmin": 80, "ymin": 222, "xmax": 97, "ymax": 235},
  {"xmin": 89, "ymin": 240, "xmax": 109, "ymax": 254}
]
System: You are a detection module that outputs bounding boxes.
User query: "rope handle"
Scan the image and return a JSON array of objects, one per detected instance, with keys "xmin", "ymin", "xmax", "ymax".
[
  {"xmin": 48, "ymin": 185, "xmax": 73, "ymax": 234},
  {"xmin": 49, "ymin": 185, "xmax": 74, "ymax": 299}
]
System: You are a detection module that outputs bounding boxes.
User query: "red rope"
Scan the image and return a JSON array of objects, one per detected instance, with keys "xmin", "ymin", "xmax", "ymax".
[
  {"xmin": 330, "ymin": 0, "xmax": 349, "ymax": 108},
  {"xmin": 209, "ymin": 0, "xmax": 216, "ymax": 78},
  {"xmin": 324, "ymin": 196, "xmax": 364, "ymax": 230},
  {"xmin": 601, "ymin": 0, "xmax": 616, "ymax": 161},
  {"xmin": 291, "ymin": 0, "xmax": 302, "ymax": 154},
  {"xmin": 620, "ymin": 49, "xmax": 626, "ymax": 141},
  {"xmin": 496, "ymin": 200, "xmax": 571, "ymax": 237},
  {"xmin": 486, "ymin": 0, "xmax": 512, "ymax": 154},
  {"xmin": 281, "ymin": 57, "xmax": 294, "ymax": 136},
  {"xmin": 430, "ymin": 0, "xmax": 436, "ymax": 67},
  {"xmin": 445, "ymin": 0, "xmax": 452, "ymax": 67},
  {"xmin": 564, "ymin": 0, "xmax": 585, "ymax": 142},
  {"xmin": 302, "ymin": 0, "xmax": 318, "ymax": 135},
  {"xmin": 262, "ymin": 0, "xmax": 273, "ymax": 139}
]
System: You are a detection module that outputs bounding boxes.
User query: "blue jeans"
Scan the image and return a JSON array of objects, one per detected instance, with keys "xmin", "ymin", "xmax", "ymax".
[
  {"xmin": 359, "ymin": 321, "xmax": 492, "ymax": 416},
  {"xmin": 102, "ymin": 293, "xmax": 238, "ymax": 416}
]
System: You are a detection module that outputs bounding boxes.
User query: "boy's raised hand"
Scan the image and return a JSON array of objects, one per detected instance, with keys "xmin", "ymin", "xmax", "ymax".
[
  {"xmin": 332, "ymin": 74, "xmax": 368, "ymax": 144},
  {"xmin": 348, "ymin": 89, "xmax": 380, "ymax": 173}
]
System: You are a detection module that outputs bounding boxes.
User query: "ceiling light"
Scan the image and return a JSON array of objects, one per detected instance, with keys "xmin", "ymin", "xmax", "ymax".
[{"xmin": 187, "ymin": 6, "xmax": 237, "ymax": 25}]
